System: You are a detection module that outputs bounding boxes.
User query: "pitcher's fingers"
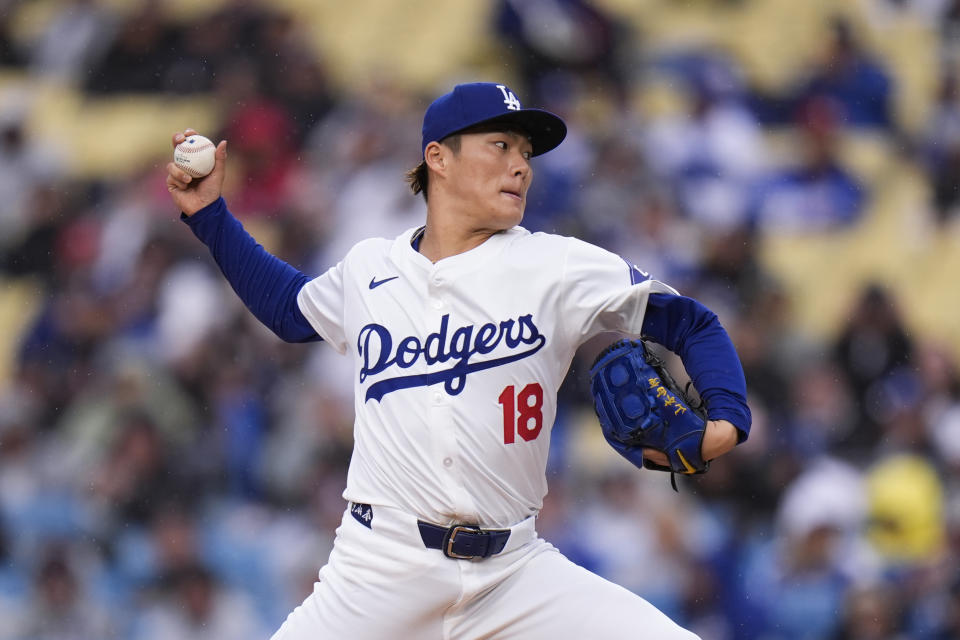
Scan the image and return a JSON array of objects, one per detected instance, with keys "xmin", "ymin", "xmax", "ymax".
[
  {"xmin": 171, "ymin": 128, "xmax": 200, "ymax": 148},
  {"xmin": 166, "ymin": 174, "xmax": 190, "ymax": 192},
  {"xmin": 166, "ymin": 162, "xmax": 192, "ymax": 190},
  {"xmin": 166, "ymin": 161, "xmax": 194, "ymax": 183}
]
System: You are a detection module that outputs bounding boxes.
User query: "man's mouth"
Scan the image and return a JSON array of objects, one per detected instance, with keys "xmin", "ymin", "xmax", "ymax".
[{"xmin": 501, "ymin": 188, "xmax": 522, "ymax": 200}]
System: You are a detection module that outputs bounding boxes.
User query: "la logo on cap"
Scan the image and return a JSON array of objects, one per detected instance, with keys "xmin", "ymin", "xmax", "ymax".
[
  {"xmin": 497, "ymin": 85, "xmax": 521, "ymax": 111},
  {"xmin": 420, "ymin": 82, "xmax": 566, "ymax": 157}
]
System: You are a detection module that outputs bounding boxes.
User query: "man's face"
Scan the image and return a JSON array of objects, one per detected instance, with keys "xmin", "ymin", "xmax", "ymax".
[{"xmin": 444, "ymin": 129, "xmax": 534, "ymax": 231}]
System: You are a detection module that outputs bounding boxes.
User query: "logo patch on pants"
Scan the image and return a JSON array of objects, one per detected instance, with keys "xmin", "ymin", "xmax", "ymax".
[{"xmin": 350, "ymin": 502, "xmax": 373, "ymax": 528}]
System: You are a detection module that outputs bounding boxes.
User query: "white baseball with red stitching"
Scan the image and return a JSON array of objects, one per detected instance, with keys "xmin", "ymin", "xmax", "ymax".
[{"xmin": 173, "ymin": 134, "xmax": 216, "ymax": 178}]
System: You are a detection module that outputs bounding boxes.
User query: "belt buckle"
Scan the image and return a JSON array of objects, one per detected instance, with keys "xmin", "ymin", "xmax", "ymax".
[{"xmin": 444, "ymin": 524, "xmax": 483, "ymax": 559}]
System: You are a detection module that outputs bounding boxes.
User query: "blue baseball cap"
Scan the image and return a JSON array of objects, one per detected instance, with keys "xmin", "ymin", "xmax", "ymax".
[{"xmin": 421, "ymin": 82, "xmax": 567, "ymax": 158}]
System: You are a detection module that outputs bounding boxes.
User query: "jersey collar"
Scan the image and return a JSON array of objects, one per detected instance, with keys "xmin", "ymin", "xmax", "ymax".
[{"xmin": 391, "ymin": 225, "xmax": 525, "ymax": 279}]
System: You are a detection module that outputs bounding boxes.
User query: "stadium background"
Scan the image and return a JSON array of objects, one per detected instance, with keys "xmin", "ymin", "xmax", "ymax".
[{"xmin": 1, "ymin": 0, "xmax": 959, "ymax": 637}]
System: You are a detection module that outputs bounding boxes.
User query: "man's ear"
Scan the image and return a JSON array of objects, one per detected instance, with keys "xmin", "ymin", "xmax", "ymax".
[{"xmin": 424, "ymin": 141, "xmax": 447, "ymax": 175}]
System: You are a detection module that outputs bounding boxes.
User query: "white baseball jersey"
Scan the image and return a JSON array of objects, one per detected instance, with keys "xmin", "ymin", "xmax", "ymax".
[{"xmin": 297, "ymin": 226, "xmax": 676, "ymax": 528}]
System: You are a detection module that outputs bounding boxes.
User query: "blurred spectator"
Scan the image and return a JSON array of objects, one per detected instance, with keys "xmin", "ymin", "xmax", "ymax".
[
  {"xmin": 161, "ymin": 9, "xmax": 237, "ymax": 94},
  {"xmin": 941, "ymin": 0, "xmax": 960, "ymax": 64},
  {"xmin": 928, "ymin": 573, "xmax": 960, "ymax": 639},
  {"xmin": 146, "ymin": 501, "xmax": 202, "ymax": 580},
  {"xmin": 739, "ymin": 458, "xmax": 877, "ymax": 640},
  {"xmin": 27, "ymin": 0, "xmax": 115, "ymax": 86},
  {"xmin": 646, "ymin": 51, "xmax": 766, "ymax": 231},
  {"xmin": 0, "ymin": 412, "xmax": 52, "ymax": 561},
  {"xmin": 798, "ymin": 16, "xmax": 894, "ymax": 128},
  {"xmin": 905, "ymin": 476, "xmax": 960, "ymax": 636},
  {"xmin": 574, "ymin": 471, "xmax": 699, "ymax": 622},
  {"xmin": 833, "ymin": 283, "xmax": 914, "ymax": 457},
  {"xmin": 269, "ymin": 49, "xmax": 334, "ymax": 141},
  {"xmin": 926, "ymin": 400, "xmax": 960, "ymax": 479},
  {"xmin": 682, "ymin": 557, "xmax": 733, "ymax": 640},
  {"xmin": 693, "ymin": 224, "xmax": 770, "ymax": 316},
  {"xmin": 830, "ymin": 581, "xmax": 909, "ymax": 639},
  {"xmin": 51, "ymin": 350, "xmax": 200, "ymax": 476},
  {"xmin": 111, "ymin": 498, "xmax": 209, "ymax": 607},
  {"xmin": 152, "ymin": 256, "xmax": 230, "ymax": 368},
  {"xmin": 917, "ymin": 340, "xmax": 960, "ymax": 419},
  {"xmin": 866, "ymin": 453, "xmax": 952, "ymax": 636},
  {"xmin": 528, "ymin": 474, "xmax": 599, "ymax": 572},
  {"xmin": 15, "ymin": 546, "xmax": 117, "ymax": 639},
  {"xmin": 576, "ymin": 132, "xmax": 659, "ymax": 242},
  {"xmin": 590, "ymin": 149, "xmax": 702, "ymax": 288},
  {"xmin": 209, "ymin": 358, "xmax": 268, "ymax": 500},
  {"xmin": 302, "ymin": 84, "xmax": 425, "ymax": 266},
  {"xmin": 0, "ymin": 99, "xmax": 67, "ymax": 250},
  {"xmin": 0, "ymin": 182, "xmax": 75, "ymax": 282},
  {"xmin": 89, "ymin": 412, "xmax": 191, "ymax": 527},
  {"xmin": 255, "ymin": 10, "xmax": 334, "ymax": 139},
  {"xmin": 752, "ymin": 16, "xmax": 894, "ymax": 129},
  {"xmin": 492, "ymin": 0, "xmax": 631, "ymax": 105},
  {"xmin": 921, "ymin": 69, "xmax": 960, "ymax": 225},
  {"xmin": 783, "ymin": 358, "xmax": 858, "ymax": 457},
  {"xmin": 222, "ymin": 98, "xmax": 299, "ymax": 217},
  {"xmin": 0, "ymin": 5, "xmax": 25, "ymax": 67},
  {"xmin": 85, "ymin": 1, "xmax": 177, "ymax": 94},
  {"xmin": 865, "ymin": 454, "xmax": 945, "ymax": 564},
  {"xmin": 258, "ymin": 372, "xmax": 353, "ymax": 504},
  {"xmin": 135, "ymin": 562, "xmax": 267, "ymax": 640},
  {"xmin": 729, "ymin": 281, "xmax": 814, "ymax": 418},
  {"xmin": 751, "ymin": 97, "xmax": 866, "ymax": 232}
]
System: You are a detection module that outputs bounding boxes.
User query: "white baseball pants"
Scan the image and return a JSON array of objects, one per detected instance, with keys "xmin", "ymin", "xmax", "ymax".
[{"xmin": 271, "ymin": 503, "xmax": 699, "ymax": 640}]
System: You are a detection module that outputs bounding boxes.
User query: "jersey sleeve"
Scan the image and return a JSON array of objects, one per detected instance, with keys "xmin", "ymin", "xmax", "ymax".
[
  {"xmin": 559, "ymin": 237, "xmax": 677, "ymax": 341},
  {"xmin": 297, "ymin": 261, "xmax": 348, "ymax": 354}
]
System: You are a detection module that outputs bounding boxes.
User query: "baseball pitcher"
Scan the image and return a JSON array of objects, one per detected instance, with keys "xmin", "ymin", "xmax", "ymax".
[{"xmin": 165, "ymin": 82, "xmax": 751, "ymax": 639}]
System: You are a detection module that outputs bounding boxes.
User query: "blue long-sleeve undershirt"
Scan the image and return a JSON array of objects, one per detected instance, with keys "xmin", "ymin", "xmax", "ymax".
[
  {"xmin": 183, "ymin": 198, "xmax": 751, "ymax": 439},
  {"xmin": 182, "ymin": 198, "xmax": 321, "ymax": 343},
  {"xmin": 641, "ymin": 293, "xmax": 752, "ymax": 441}
]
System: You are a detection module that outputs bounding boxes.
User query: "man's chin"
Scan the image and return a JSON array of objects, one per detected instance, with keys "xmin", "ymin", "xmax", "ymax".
[
  {"xmin": 501, "ymin": 204, "xmax": 525, "ymax": 228},
  {"xmin": 500, "ymin": 213, "xmax": 524, "ymax": 230},
  {"xmin": 479, "ymin": 203, "xmax": 525, "ymax": 232}
]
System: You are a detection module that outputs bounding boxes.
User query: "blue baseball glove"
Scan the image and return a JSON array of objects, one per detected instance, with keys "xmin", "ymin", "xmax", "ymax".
[{"xmin": 589, "ymin": 339, "xmax": 709, "ymax": 483}]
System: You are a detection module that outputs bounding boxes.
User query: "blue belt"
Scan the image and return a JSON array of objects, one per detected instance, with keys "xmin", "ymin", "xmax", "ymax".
[
  {"xmin": 416, "ymin": 521, "xmax": 511, "ymax": 560},
  {"xmin": 350, "ymin": 502, "xmax": 511, "ymax": 560}
]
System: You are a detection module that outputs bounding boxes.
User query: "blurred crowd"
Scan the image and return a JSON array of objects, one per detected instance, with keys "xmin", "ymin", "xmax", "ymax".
[{"xmin": 1, "ymin": 0, "xmax": 960, "ymax": 638}]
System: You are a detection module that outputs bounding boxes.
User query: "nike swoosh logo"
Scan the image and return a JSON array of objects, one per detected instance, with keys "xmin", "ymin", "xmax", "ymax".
[{"xmin": 369, "ymin": 276, "xmax": 399, "ymax": 289}]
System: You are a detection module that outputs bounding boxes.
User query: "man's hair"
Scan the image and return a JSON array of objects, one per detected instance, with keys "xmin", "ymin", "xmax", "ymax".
[
  {"xmin": 405, "ymin": 123, "xmax": 531, "ymax": 202},
  {"xmin": 406, "ymin": 135, "xmax": 461, "ymax": 202}
]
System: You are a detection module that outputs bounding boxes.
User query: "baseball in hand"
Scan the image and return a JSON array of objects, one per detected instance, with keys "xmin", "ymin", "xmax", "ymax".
[{"xmin": 173, "ymin": 134, "xmax": 216, "ymax": 178}]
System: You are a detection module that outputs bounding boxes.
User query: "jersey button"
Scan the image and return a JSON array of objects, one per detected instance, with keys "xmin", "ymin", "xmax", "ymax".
[
  {"xmin": 443, "ymin": 457, "xmax": 453, "ymax": 467},
  {"xmin": 430, "ymin": 298, "xmax": 443, "ymax": 309},
  {"xmin": 432, "ymin": 391, "xmax": 443, "ymax": 403}
]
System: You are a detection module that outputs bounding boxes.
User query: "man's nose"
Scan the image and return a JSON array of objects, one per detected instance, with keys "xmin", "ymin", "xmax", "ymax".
[{"xmin": 511, "ymin": 154, "xmax": 530, "ymax": 179}]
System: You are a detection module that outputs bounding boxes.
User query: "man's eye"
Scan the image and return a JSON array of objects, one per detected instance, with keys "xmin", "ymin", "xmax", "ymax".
[
  {"xmin": 494, "ymin": 141, "xmax": 507, "ymax": 150},
  {"xmin": 522, "ymin": 151, "xmax": 532, "ymax": 160}
]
